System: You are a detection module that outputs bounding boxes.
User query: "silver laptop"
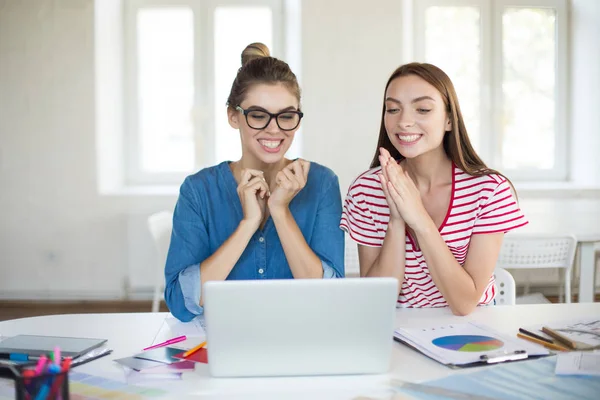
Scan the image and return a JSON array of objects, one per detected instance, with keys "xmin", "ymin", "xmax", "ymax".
[{"xmin": 203, "ymin": 278, "xmax": 398, "ymax": 377}]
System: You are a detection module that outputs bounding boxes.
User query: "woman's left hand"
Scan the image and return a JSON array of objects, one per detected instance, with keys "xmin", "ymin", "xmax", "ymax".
[
  {"xmin": 268, "ymin": 159, "xmax": 310, "ymax": 213},
  {"xmin": 380, "ymin": 148, "xmax": 430, "ymax": 229}
]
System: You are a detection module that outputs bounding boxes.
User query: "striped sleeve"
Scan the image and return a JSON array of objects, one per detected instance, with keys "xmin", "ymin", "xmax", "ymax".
[
  {"xmin": 340, "ymin": 173, "xmax": 387, "ymax": 247},
  {"xmin": 472, "ymin": 179, "xmax": 528, "ymax": 234}
]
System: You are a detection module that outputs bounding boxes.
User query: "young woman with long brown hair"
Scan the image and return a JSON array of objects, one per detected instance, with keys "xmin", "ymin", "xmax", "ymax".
[{"xmin": 340, "ymin": 63, "xmax": 527, "ymax": 315}]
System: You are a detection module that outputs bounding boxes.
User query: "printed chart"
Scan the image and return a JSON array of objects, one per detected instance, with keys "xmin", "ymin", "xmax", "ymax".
[{"xmin": 432, "ymin": 335, "xmax": 504, "ymax": 352}]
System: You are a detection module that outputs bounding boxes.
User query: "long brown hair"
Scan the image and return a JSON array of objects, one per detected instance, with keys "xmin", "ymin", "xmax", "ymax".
[
  {"xmin": 369, "ymin": 63, "xmax": 512, "ymax": 187},
  {"xmin": 226, "ymin": 43, "xmax": 301, "ymax": 108}
]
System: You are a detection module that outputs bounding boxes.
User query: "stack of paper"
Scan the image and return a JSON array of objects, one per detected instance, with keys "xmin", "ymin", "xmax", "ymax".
[
  {"xmin": 114, "ymin": 347, "xmax": 196, "ymax": 383},
  {"xmin": 394, "ymin": 322, "xmax": 549, "ymax": 367}
]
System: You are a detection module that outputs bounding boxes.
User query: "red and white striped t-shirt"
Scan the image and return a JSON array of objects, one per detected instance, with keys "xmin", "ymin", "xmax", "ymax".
[{"xmin": 340, "ymin": 163, "xmax": 528, "ymax": 308}]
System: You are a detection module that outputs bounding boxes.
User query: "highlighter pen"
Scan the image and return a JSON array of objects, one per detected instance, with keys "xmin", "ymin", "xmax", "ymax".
[{"xmin": 182, "ymin": 341, "xmax": 207, "ymax": 358}]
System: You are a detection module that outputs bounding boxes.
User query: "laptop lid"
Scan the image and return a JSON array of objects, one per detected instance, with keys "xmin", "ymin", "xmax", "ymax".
[{"xmin": 203, "ymin": 278, "xmax": 398, "ymax": 377}]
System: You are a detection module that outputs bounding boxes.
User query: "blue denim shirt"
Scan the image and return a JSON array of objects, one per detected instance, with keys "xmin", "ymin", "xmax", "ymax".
[{"xmin": 164, "ymin": 161, "xmax": 345, "ymax": 321}]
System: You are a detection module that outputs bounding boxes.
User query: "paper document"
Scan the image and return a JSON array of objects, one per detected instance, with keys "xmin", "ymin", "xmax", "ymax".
[
  {"xmin": 150, "ymin": 314, "xmax": 206, "ymax": 351},
  {"xmin": 555, "ymin": 351, "xmax": 600, "ymax": 376},
  {"xmin": 399, "ymin": 357, "xmax": 600, "ymax": 400},
  {"xmin": 165, "ymin": 314, "xmax": 206, "ymax": 337},
  {"xmin": 394, "ymin": 322, "xmax": 548, "ymax": 367}
]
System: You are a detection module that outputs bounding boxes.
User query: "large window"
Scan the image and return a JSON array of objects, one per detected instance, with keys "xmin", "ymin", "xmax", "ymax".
[
  {"xmin": 414, "ymin": 0, "xmax": 567, "ymax": 181},
  {"xmin": 125, "ymin": 0, "xmax": 292, "ymax": 184}
]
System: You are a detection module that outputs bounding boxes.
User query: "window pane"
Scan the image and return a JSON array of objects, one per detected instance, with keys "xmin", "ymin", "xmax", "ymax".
[
  {"xmin": 425, "ymin": 6, "xmax": 481, "ymax": 152},
  {"xmin": 214, "ymin": 7, "xmax": 273, "ymax": 163},
  {"xmin": 137, "ymin": 8, "xmax": 194, "ymax": 173},
  {"xmin": 502, "ymin": 8, "xmax": 556, "ymax": 170}
]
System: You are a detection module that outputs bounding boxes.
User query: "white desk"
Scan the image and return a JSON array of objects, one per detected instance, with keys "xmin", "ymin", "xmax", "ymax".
[
  {"xmin": 1, "ymin": 304, "xmax": 599, "ymax": 399},
  {"xmin": 520, "ymin": 198, "xmax": 600, "ymax": 303}
]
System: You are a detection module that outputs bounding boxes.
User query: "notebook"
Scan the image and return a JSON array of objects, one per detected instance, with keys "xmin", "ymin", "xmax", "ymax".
[{"xmin": 0, "ymin": 335, "xmax": 107, "ymax": 358}]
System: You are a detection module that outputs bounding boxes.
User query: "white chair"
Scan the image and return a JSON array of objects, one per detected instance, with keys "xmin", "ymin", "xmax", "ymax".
[
  {"xmin": 493, "ymin": 267, "xmax": 516, "ymax": 305},
  {"xmin": 147, "ymin": 211, "xmax": 173, "ymax": 312},
  {"xmin": 344, "ymin": 236, "xmax": 360, "ymax": 277},
  {"xmin": 496, "ymin": 234, "xmax": 577, "ymax": 303}
]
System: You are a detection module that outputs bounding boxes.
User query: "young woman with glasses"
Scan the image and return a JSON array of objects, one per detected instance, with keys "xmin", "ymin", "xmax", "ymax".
[
  {"xmin": 165, "ymin": 43, "xmax": 344, "ymax": 322},
  {"xmin": 340, "ymin": 63, "xmax": 527, "ymax": 316}
]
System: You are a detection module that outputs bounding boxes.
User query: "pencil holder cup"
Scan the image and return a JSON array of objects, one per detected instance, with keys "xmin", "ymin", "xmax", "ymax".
[{"xmin": 13, "ymin": 366, "xmax": 70, "ymax": 400}]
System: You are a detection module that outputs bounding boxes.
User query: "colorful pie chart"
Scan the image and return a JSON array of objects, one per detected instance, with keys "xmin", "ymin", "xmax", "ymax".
[{"xmin": 432, "ymin": 335, "xmax": 504, "ymax": 352}]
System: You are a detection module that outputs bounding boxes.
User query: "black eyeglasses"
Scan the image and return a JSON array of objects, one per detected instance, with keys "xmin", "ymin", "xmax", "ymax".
[{"xmin": 235, "ymin": 106, "xmax": 303, "ymax": 131}]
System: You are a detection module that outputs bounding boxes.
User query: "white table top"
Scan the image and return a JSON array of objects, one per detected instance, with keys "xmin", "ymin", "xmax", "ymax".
[{"xmin": 1, "ymin": 304, "xmax": 599, "ymax": 399}]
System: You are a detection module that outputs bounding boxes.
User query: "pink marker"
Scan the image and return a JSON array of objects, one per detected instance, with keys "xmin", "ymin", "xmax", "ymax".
[
  {"xmin": 34, "ymin": 354, "xmax": 48, "ymax": 375},
  {"xmin": 54, "ymin": 346, "xmax": 61, "ymax": 365},
  {"xmin": 143, "ymin": 335, "xmax": 187, "ymax": 351}
]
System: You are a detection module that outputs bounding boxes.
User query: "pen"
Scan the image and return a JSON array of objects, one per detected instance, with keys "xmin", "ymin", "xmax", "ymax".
[
  {"xmin": 542, "ymin": 326, "xmax": 578, "ymax": 349},
  {"xmin": 517, "ymin": 332, "xmax": 569, "ymax": 352},
  {"xmin": 0, "ymin": 353, "xmax": 42, "ymax": 362},
  {"xmin": 518, "ymin": 328, "xmax": 553, "ymax": 344},
  {"xmin": 182, "ymin": 341, "xmax": 206, "ymax": 358},
  {"xmin": 143, "ymin": 335, "xmax": 187, "ymax": 351}
]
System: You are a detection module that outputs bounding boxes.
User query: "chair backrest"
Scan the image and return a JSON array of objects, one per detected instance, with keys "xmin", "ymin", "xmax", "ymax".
[
  {"xmin": 493, "ymin": 267, "xmax": 516, "ymax": 305},
  {"xmin": 147, "ymin": 211, "xmax": 173, "ymax": 312},
  {"xmin": 148, "ymin": 211, "xmax": 173, "ymax": 264},
  {"xmin": 496, "ymin": 234, "xmax": 577, "ymax": 269},
  {"xmin": 344, "ymin": 235, "xmax": 360, "ymax": 277}
]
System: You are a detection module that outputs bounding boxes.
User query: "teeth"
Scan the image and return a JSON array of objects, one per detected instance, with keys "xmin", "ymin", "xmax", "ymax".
[
  {"xmin": 398, "ymin": 135, "xmax": 420, "ymax": 143},
  {"xmin": 259, "ymin": 140, "xmax": 282, "ymax": 149}
]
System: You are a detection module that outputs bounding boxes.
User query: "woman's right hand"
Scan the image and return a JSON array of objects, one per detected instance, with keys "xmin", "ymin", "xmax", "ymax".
[
  {"xmin": 378, "ymin": 148, "xmax": 404, "ymax": 224},
  {"xmin": 237, "ymin": 169, "xmax": 270, "ymax": 229}
]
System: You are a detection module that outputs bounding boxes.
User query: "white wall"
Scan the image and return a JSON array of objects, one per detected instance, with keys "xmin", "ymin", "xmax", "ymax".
[
  {"xmin": 0, "ymin": 0, "xmax": 598, "ymax": 299},
  {"xmin": 570, "ymin": 0, "xmax": 600, "ymax": 185}
]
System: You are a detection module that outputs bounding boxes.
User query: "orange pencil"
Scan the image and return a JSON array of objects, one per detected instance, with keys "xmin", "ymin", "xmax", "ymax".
[
  {"xmin": 517, "ymin": 333, "xmax": 569, "ymax": 352},
  {"xmin": 182, "ymin": 341, "xmax": 206, "ymax": 358}
]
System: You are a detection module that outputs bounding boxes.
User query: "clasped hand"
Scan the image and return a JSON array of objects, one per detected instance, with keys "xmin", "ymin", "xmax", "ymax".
[
  {"xmin": 378, "ymin": 148, "xmax": 428, "ymax": 229},
  {"xmin": 237, "ymin": 159, "xmax": 310, "ymax": 228}
]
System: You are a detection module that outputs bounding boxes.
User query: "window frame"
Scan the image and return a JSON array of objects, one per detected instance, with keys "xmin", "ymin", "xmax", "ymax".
[
  {"xmin": 124, "ymin": 0, "xmax": 284, "ymax": 185},
  {"xmin": 413, "ymin": 0, "xmax": 568, "ymax": 181}
]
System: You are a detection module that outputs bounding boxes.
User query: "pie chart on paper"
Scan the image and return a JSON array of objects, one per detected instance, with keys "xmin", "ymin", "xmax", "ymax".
[{"xmin": 432, "ymin": 335, "xmax": 504, "ymax": 352}]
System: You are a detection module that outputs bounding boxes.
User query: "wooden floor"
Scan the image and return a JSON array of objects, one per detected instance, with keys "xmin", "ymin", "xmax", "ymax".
[
  {"xmin": 0, "ymin": 301, "xmax": 169, "ymax": 322},
  {"xmin": 1, "ymin": 294, "xmax": 598, "ymax": 322}
]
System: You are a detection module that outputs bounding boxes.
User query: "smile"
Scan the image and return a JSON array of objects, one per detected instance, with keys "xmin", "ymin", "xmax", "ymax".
[
  {"xmin": 258, "ymin": 139, "xmax": 284, "ymax": 152},
  {"xmin": 396, "ymin": 134, "xmax": 422, "ymax": 144}
]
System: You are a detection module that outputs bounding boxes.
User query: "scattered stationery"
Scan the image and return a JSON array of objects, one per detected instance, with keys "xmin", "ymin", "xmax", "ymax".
[
  {"xmin": 174, "ymin": 348, "xmax": 208, "ymax": 364},
  {"xmin": 113, "ymin": 356, "xmax": 168, "ymax": 371},
  {"xmin": 1, "ymin": 347, "xmax": 73, "ymax": 399},
  {"xmin": 181, "ymin": 340, "xmax": 206, "ymax": 358},
  {"xmin": 394, "ymin": 322, "xmax": 549, "ymax": 367},
  {"xmin": 555, "ymin": 351, "xmax": 600, "ymax": 376},
  {"xmin": 517, "ymin": 329, "xmax": 570, "ymax": 352},
  {"xmin": 138, "ymin": 360, "xmax": 195, "ymax": 374},
  {"xmin": 0, "ymin": 370, "xmax": 170, "ymax": 399},
  {"xmin": 143, "ymin": 335, "xmax": 186, "ymax": 351},
  {"xmin": 164, "ymin": 314, "xmax": 206, "ymax": 338},
  {"xmin": 394, "ymin": 357, "xmax": 600, "ymax": 400},
  {"xmin": 0, "ymin": 334, "xmax": 107, "ymax": 359},
  {"xmin": 132, "ymin": 347, "xmax": 182, "ymax": 364},
  {"xmin": 522, "ymin": 318, "xmax": 600, "ymax": 351}
]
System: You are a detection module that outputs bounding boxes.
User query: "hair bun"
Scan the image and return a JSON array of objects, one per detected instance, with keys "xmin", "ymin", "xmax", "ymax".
[{"xmin": 241, "ymin": 42, "xmax": 270, "ymax": 66}]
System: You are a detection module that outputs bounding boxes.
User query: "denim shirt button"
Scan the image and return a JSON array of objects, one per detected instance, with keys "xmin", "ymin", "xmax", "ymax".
[
  {"xmin": 258, "ymin": 268, "xmax": 264, "ymax": 274},
  {"xmin": 258, "ymin": 237, "xmax": 265, "ymax": 243}
]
